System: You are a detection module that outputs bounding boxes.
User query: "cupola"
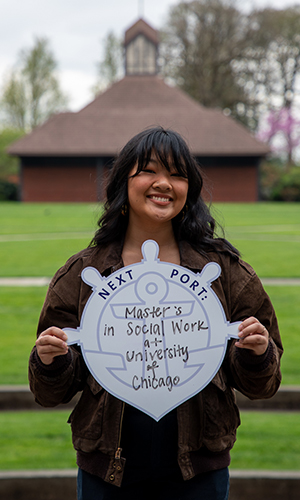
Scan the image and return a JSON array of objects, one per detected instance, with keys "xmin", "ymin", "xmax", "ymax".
[{"xmin": 124, "ymin": 18, "xmax": 159, "ymax": 75}]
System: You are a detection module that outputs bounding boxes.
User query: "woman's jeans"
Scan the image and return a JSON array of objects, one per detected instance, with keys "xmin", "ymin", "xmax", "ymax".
[{"xmin": 77, "ymin": 467, "xmax": 230, "ymax": 500}]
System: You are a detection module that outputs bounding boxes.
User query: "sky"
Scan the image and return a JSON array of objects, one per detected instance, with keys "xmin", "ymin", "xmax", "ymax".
[{"xmin": 0, "ymin": 0, "xmax": 299, "ymax": 112}]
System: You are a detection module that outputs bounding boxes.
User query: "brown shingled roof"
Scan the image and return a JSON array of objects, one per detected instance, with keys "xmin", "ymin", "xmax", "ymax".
[
  {"xmin": 8, "ymin": 75, "xmax": 269, "ymax": 157},
  {"xmin": 124, "ymin": 18, "xmax": 159, "ymax": 47}
]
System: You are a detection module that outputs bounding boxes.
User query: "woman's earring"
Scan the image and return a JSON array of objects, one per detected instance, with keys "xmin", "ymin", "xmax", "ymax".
[
  {"xmin": 181, "ymin": 204, "xmax": 188, "ymax": 220},
  {"xmin": 121, "ymin": 203, "xmax": 128, "ymax": 216}
]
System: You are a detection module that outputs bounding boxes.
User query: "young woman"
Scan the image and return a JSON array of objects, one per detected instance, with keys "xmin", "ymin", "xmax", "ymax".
[{"xmin": 29, "ymin": 127, "xmax": 283, "ymax": 500}]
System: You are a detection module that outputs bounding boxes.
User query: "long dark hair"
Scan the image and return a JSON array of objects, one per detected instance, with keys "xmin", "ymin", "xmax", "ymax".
[{"xmin": 91, "ymin": 127, "xmax": 239, "ymax": 257}]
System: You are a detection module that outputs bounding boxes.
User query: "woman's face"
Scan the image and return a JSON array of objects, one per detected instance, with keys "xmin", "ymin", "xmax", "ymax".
[{"xmin": 127, "ymin": 153, "xmax": 188, "ymax": 228}]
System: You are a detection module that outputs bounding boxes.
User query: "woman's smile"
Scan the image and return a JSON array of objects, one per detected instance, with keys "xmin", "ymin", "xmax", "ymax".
[{"xmin": 147, "ymin": 194, "xmax": 173, "ymax": 204}]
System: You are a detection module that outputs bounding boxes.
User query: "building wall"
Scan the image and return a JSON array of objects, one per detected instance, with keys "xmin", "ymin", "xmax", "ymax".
[
  {"xmin": 21, "ymin": 157, "xmax": 112, "ymax": 202},
  {"xmin": 200, "ymin": 157, "xmax": 259, "ymax": 202},
  {"xmin": 20, "ymin": 156, "xmax": 259, "ymax": 203}
]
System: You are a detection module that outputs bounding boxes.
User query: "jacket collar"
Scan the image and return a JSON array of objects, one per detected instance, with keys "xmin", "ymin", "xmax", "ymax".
[
  {"xmin": 179, "ymin": 241, "xmax": 211, "ymax": 271},
  {"xmin": 94, "ymin": 240, "xmax": 210, "ymax": 275},
  {"xmin": 93, "ymin": 241, "xmax": 124, "ymax": 275}
]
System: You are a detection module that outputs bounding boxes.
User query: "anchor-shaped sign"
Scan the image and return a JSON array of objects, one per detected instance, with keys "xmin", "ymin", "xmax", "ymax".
[{"xmin": 65, "ymin": 240, "xmax": 240, "ymax": 421}]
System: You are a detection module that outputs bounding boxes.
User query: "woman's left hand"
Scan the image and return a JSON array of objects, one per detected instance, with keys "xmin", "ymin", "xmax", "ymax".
[{"xmin": 235, "ymin": 317, "xmax": 269, "ymax": 356}]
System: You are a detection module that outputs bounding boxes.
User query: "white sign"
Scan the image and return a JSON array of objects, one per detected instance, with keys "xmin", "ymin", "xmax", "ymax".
[{"xmin": 65, "ymin": 240, "xmax": 240, "ymax": 421}]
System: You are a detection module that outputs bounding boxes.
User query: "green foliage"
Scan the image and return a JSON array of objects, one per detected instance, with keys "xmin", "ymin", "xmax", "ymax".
[
  {"xmin": 1, "ymin": 37, "xmax": 68, "ymax": 130},
  {"xmin": 1, "ymin": 72, "xmax": 27, "ymax": 129},
  {"xmin": 0, "ymin": 411, "xmax": 75, "ymax": 470},
  {"xmin": 271, "ymin": 166, "xmax": 300, "ymax": 202},
  {"xmin": 230, "ymin": 411, "xmax": 300, "ymax": 470},
  {"xmin": 259, "ymin": 160, "xmax": 300, "ymax": 202},
  {"xmin": 0, "ymin": 180, "xmax": 19, "ymax": 201},
  {"xmin": 259, "ymin": 159, "xmax": 285, "ymax": 201},
  {"xmin": 0, "ymin": 127, "xmax": 24, "ymax": 181},
  {"xmin": 93, "ymin": 32, "xmax": 123, "ymax": 94}
]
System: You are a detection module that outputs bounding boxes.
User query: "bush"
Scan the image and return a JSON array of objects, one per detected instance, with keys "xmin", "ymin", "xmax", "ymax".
[
  {"xmin": 0, "ymin": 180, "xmax": 19, "ymax": 201},
  {"xmin": 259, "ymin": 159, "xmax": 300, "ymax": 201},
  {"xmin": 259, "ymin": 159, "xmax": 283, "ymax": 200},
  {"xmin": 271, "ymin": 167, "xmax": 300, "ymax": 201}
]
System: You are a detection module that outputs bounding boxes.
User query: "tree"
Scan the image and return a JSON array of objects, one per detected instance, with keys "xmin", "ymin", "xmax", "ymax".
[
  {"xmin": 0, "ymin": 128, "xmax": 24, "ymax": 181},
  {"xmin": 257, "ymin": 107, "xmax": 300, "ymax": 164},
  {"xmin": 0, "ymin": 37, "xmax": 68, "ymax": 130},
  {"xmin": 160, "ymin": 2, "xmax": 300, "ymax": 131},
  {"xmin": 0, "ymin": 74, "xmax": 27, "ymax": 129},
  {"xmin": 234, "ymin": 6, "xmax": 300, "ymax": 130},
  {"xmin": 160, "ymin": 0, "xmax": 253, "ymax": 123},
  {"xmin": 93, "ymin": 32, "xmax": 123, "ymax": 95},
  {"xmin": 0, "ymin": 128, "xmax": 24, "ymax": 201}
]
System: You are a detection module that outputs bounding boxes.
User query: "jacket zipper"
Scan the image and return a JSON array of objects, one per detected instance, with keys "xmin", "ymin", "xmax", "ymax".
[{"xmin": 115, "ymin": 401, "xmax": 125, "ymax": 462}]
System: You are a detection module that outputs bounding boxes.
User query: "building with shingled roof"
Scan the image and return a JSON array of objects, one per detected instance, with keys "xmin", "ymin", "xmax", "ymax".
[{"xmin": 9, "ymin": 18, "xmax": 268, "ymax": 202}]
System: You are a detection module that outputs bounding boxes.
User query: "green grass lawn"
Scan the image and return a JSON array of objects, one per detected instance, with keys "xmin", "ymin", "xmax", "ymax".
[
  {"xmin": 0, "ymin": 410, "xmax": 298, "ymax": 471},
  {"xmin": 0, "ymin": 287, "xmax": 47, "ymax": 384},
  {"xmin": 0, "ymin": 202, "xmax": 99, "ymax": 277},
  {"xmin": 0, "ymin": 202, "xmax": 99, "ymax": 235},
  {"xmin": 265, "ymin": 286, "xmax": 300, "ymax": 385},
  {"xmin": 0, "ymin": 411, "xmax": 76, "ymax": 470},
  {"xmin": 230, "ymin": 240, "xmax": 300, "ymax": 278},
  {"xmin": 0, "ymin": 202, "xmax": 300, "ymax": 277},
  {"xmin": 0, "ymin": 238, "xmax": 93, "ymax": 277},
  {"xmin": 0, "ymin": 202, "xmax": 299, "ymax": 474},
  {"xmin": 212, "ymin": 202, "xmax": 300, "ymax": 228},
  {"xmin": 214, "ymin": 202, "xmax": 300, "ymax": 277},
  {"xmin": 230, "ymin": 411, "xmax": 300, "ymax": 470}
]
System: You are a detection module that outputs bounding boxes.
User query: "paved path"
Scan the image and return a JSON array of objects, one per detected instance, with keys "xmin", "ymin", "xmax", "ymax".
[
  {"xmin": 1, "ymin": 277, "xmax": 300, "ymax": 286},
  {"xmin": 261, "ymin": 278, "xmax": 300, "ymax": 286},
  {"xmin": 0, "ymin": 277, "xmax": 51, "ymax": 286}
]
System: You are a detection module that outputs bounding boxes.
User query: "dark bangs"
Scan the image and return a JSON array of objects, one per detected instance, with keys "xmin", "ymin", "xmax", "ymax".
[{"xmin": 133, "ymin": 128, "xmax": 189, "ymax": 178}]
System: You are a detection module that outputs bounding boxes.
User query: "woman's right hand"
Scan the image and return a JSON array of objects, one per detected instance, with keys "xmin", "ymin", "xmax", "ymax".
[{"xmin": 36, "ymin": 327, "xmax": 69, "ymax": 365}]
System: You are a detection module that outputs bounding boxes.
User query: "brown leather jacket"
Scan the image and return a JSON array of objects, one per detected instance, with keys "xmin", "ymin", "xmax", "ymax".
[{"xmin": 28, "ymin": 241, "xmax": 282, "ymax": 486}]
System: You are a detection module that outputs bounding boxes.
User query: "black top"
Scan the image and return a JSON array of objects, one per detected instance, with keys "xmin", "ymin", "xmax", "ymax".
[{"xmin": 121, "ymin": 405, "xmax": 180, "ymax": 484}]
